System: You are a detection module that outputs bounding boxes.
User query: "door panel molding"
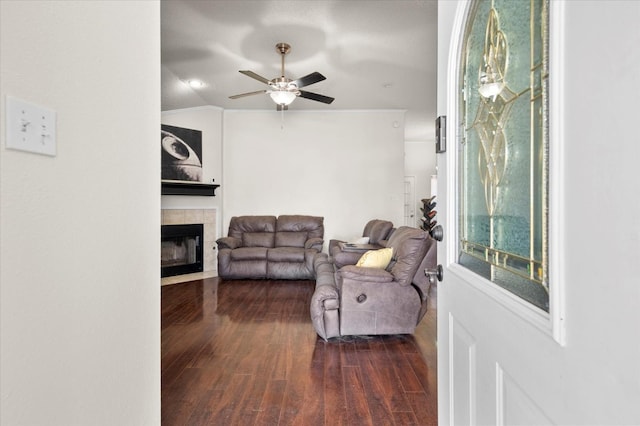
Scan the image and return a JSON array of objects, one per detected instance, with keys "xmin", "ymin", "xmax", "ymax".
[
  {"xmin": 450, "ymin": 313, "xmax": 477, "ymax": 426},
  {"xmin": 496, "ymin": 364, "xmax": 554, "ymax": 426}
]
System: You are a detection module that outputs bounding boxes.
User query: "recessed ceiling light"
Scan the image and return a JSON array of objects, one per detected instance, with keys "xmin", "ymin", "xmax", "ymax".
[{"xmin": 187, "ymin": 79, "xmax": 205, "ymax": 89}]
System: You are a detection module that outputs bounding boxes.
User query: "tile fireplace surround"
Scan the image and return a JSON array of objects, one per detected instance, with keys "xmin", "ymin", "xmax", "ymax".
[{"xmin": 161, "ymin": 209, "xmax": 217, "ymax": 285}]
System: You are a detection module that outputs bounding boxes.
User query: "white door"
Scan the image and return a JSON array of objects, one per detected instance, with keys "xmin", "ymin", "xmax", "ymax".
[
  {"xmin": 437, "ymin": 1, "xmax": 640, "ymax": 425},
  {"xmin": 438, "ymin": 0, "xmax": 562, "ymax": 425},
  {"xmin": 437, "ymin": 2, "xmax": 559, "ymax": 424}
]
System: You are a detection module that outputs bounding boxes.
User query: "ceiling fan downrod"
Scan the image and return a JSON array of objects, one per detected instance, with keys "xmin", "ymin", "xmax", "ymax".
[{"xmin": 276, "ymin": 42, "xmax": 291, "ymax": 78}]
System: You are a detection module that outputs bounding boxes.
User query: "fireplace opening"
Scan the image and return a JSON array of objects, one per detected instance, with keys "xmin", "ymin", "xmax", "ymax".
[{"xmin": 161, "ymin": 224, "xmax": 204, "ymax": 277}]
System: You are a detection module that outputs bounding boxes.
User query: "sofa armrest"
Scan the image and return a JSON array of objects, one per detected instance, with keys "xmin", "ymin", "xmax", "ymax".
[
  {"xmin": 216, "ymin": 236, "xmax": 242, "ymax": 250},
  {"xmin": 337, "ymin": 265, "xmax": 394, "ymax": 283},
  {"xmin": 310, "ymin": 284, "xmax": 341, "ymax": 340},
  {"xmin": 305, "ymin": 237, "xmax": 324, "ymax": 251},
  {"xmin": 328, "ymin": 238, "xmax": 345, "ymax": 253}
]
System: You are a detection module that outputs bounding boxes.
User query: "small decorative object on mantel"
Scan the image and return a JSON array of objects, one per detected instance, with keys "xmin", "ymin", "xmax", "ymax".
[
  {"xmin": 161, "ymin": 124, "xmax": 203, "ymax": 182},
  {"xmin": 161, "ymin": 179, "xmax": 220, "ymax": 196}
]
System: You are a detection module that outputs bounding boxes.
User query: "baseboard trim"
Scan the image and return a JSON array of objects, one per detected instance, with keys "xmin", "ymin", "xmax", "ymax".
[{"xmin": 161, "ymin": 270, "xmax": 217, "ymax": 286}]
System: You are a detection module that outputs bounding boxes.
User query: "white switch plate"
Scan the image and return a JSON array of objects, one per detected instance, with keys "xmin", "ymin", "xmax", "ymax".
[{"xmin": 6, "ymin": 96, "xmax": 56, "ymax": 156}]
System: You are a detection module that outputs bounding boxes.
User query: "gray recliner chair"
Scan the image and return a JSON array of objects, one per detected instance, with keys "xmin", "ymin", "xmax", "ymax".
[
  {"xmin": 328, "ymin": 219, "xmax": 394, "ymax": 268},
  {"xmin": 311, "ymin": 226, "xmax": 436, "ymax": 340}
]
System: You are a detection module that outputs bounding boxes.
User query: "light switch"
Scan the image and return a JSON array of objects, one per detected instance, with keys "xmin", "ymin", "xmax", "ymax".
[{"xmin": 6, "ymin": 96, "xmax": 56, "ymax": 156}]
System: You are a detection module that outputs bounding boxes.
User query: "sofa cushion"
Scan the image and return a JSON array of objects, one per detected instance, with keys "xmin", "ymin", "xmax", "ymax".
[
  {"xmin": 355, "ymin": 247, "xmax": 393, "ymax": 269},
  {"xmin": 276, "ymin": 215, "xmax": 324, "ymax": 239},
  {"xmin": 267, "ymin": 247, "xmax": 306, "ymax": 262},
  {"xmin": 230, "ymin": 247, "xmax": 268, "ymax": 261},
  {"xmin": 243, "ymin": 232, "xmax": 275, "ymax": 248},
  {"xmin": 275, "ymin": 231, "xmax": 308, "ymax": 248},
  {"xmin": 228, "ymin": 215, "xmax": 277, "ymax": 239}
]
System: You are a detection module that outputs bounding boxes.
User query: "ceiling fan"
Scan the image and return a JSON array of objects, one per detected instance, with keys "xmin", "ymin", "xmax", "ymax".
[{"xmin": 229, "ymin": 42, "xmax": 335, "ymax": 110}]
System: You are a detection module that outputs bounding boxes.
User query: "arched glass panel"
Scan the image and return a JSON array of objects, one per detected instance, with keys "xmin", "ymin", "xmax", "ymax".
[{"xmin": 458, "ymin": 0, "xmax": 549, "ymax": 311}]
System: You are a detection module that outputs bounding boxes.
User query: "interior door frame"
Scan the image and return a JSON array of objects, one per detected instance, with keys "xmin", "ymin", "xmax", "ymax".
[
  {"xmin": 404, "ymin": 175, "xmax": 417, "ymax": 227},
  {"xmin": 444, "ymin": 0, "xmax": 566, "ymax": 345}
]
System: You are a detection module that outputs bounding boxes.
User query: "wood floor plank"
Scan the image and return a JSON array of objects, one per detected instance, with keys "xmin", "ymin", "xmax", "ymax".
[
  {"xmin": 404, "ymin": 352, "xmax": 437, "ymax": 400},
  {"xmin": 281, "ymin": 356, "xmax": 324, "ymax": 426},
  {"xmin": 254, "ymin": 378, "xmax": 287, "ymax": 425},
  {"xmin": 324, "ymin": 340, "xmax": 349, "ymax": 425},
  {"xmin": 342, "ymin": 366, "xmax": 374, "ymax": 426},
  {"xmin": 361, "ymin": 342, "xmax": 414, "ymax": 414},
  {"xmin": 405, "ymin": 391, "xmax": 438, "ymax": 425},
  {"xmin": 161, "ymin": 278, "xmax": 438, "ymax": 425},
  {"xmin": 201, "ymin": 373, "xmax": 254, "ymax": 425},
  {"xmin": 339, "ymin": 338, "xmax": 360, "ymax": 367},
  {"xmin": 356, "ymin": 364, "xmax": 398, "ymax": 425},
  {"xmin": 379, "ymin": 334, "xmax": 434, "ymax": 395}
]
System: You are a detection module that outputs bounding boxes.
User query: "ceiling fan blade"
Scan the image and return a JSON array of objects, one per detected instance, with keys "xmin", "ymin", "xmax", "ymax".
[
  {"xmin": 239, "ymin": 70, "xmax": 271, "ymax": 85},
  {"xmin": 299, "ymin": 90, "xmax": 335, "ymax": 104},
  {"xmin": 292, "ymin": 72, "xmax": 326, "ymax": 88},
  {"xmin": 229, "ymin": 89, "xmax": 267, "ymax": 99}
]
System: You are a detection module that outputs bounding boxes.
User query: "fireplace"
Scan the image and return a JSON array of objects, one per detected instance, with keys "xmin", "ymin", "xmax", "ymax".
[{"xmin": 161, "ymin": 224, "xmax": 204, "ymax": 277}]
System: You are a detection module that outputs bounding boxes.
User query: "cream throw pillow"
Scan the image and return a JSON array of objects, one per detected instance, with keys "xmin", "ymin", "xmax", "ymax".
[{"xmin": 356, "ymin": 247, "xmax": 393, "ymax": 269}]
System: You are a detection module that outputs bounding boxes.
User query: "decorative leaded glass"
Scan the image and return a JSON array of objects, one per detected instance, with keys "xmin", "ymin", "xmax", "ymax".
[{"xmin": 458, "ymin": 0, "xmax": 549, "ymax": 311}]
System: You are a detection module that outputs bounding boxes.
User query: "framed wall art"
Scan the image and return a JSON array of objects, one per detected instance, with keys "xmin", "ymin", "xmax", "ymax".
[{"xmin": 161, "ymin": 124, "xmax": 203, "ymax": 182}]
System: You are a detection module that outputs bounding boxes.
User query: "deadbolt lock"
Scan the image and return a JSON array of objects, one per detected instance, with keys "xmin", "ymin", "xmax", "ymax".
[{"xmin": 425, "ymin": 264, "xmax": 444, "ymax": 285}]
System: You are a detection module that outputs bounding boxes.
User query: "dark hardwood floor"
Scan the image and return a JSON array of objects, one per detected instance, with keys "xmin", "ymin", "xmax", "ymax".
[{"xmin": 161, "ymin": 278, "xmax": 438, "ymax": 425}]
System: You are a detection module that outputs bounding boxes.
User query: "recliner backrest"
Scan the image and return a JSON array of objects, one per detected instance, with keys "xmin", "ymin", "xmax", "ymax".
[
  {"xmin": 275, "ymin": 215, "xmax": 324, "ymax": 247},
  {"xmin": 228, "ymin": 215, "xmax": 277, "ymax": 248},
  {"xmin": 385, "ymin": 226, "xmax": 430, "ymax": 287},
  {"xmin": 362, "ymin": 219, "xmax": 394, "ymax": 245}
]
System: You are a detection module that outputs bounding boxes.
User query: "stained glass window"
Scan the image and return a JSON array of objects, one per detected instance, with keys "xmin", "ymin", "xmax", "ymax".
[{"xmin": 458, "ymin": 0, "xmax": 549, "ymax": 311}]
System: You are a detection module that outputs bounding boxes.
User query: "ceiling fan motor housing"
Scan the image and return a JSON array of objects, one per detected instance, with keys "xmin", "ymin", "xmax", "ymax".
[{"xmin": 270, "ymin": 77, "xmax": 299, "ymax": 92}]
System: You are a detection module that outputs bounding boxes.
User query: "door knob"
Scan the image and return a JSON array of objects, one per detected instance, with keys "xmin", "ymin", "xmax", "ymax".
[
  {"xmin": 425, "ymin": 264, "xmax": 444, "ymax": 285},
  {"xmin": 430, "ymin": 224, "xmax": 443, "ymax": 241}
]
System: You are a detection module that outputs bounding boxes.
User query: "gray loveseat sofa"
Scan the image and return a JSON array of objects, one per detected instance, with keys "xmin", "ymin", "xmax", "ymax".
[
  {"xmin": 216, "ymin": 215, "xmax": 324, "ymax": 280},
  {"xmin": 311, "ymin": 226, "xmax": 436, "ymax": 340}
]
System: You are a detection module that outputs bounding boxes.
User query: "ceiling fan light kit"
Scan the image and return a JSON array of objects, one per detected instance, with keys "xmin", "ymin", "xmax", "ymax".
[
  {"xmin": 270, "ymin": 89, "xmax": 297, "ymax": 106},
  {"xmin": 229, "ymin": 42, "xmax": 334, "ymax": 110}
]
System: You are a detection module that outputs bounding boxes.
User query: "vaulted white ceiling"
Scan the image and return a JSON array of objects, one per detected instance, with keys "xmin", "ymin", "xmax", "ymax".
[{"xmin": 161, "ymin": 0, "xmax": 438, "ymax": 139}]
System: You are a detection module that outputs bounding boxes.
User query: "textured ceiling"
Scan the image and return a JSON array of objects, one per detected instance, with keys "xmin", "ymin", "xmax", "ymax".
[{"xmin": 161, "ymin": 0, "xmax": 438, "ymax": 138}]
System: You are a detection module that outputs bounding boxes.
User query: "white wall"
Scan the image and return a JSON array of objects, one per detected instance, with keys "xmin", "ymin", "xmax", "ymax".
[
  {"xmin": 222, "ymin": 110, "xmax": 406, "ymax": 244},
  {"xmin": 0, "ymin": 1, "xmax": 160, "ymax": 424},
  {"xmin": 405, "ymin": 141, "xmax": 436, "ymax": 227},
  {"xmin": 404, "ymin": 109, "xmax": 437, "ymax": 228},
  {"xmin": 162, "ymin": 106, "xmax": 435, "ymax": 243}
]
